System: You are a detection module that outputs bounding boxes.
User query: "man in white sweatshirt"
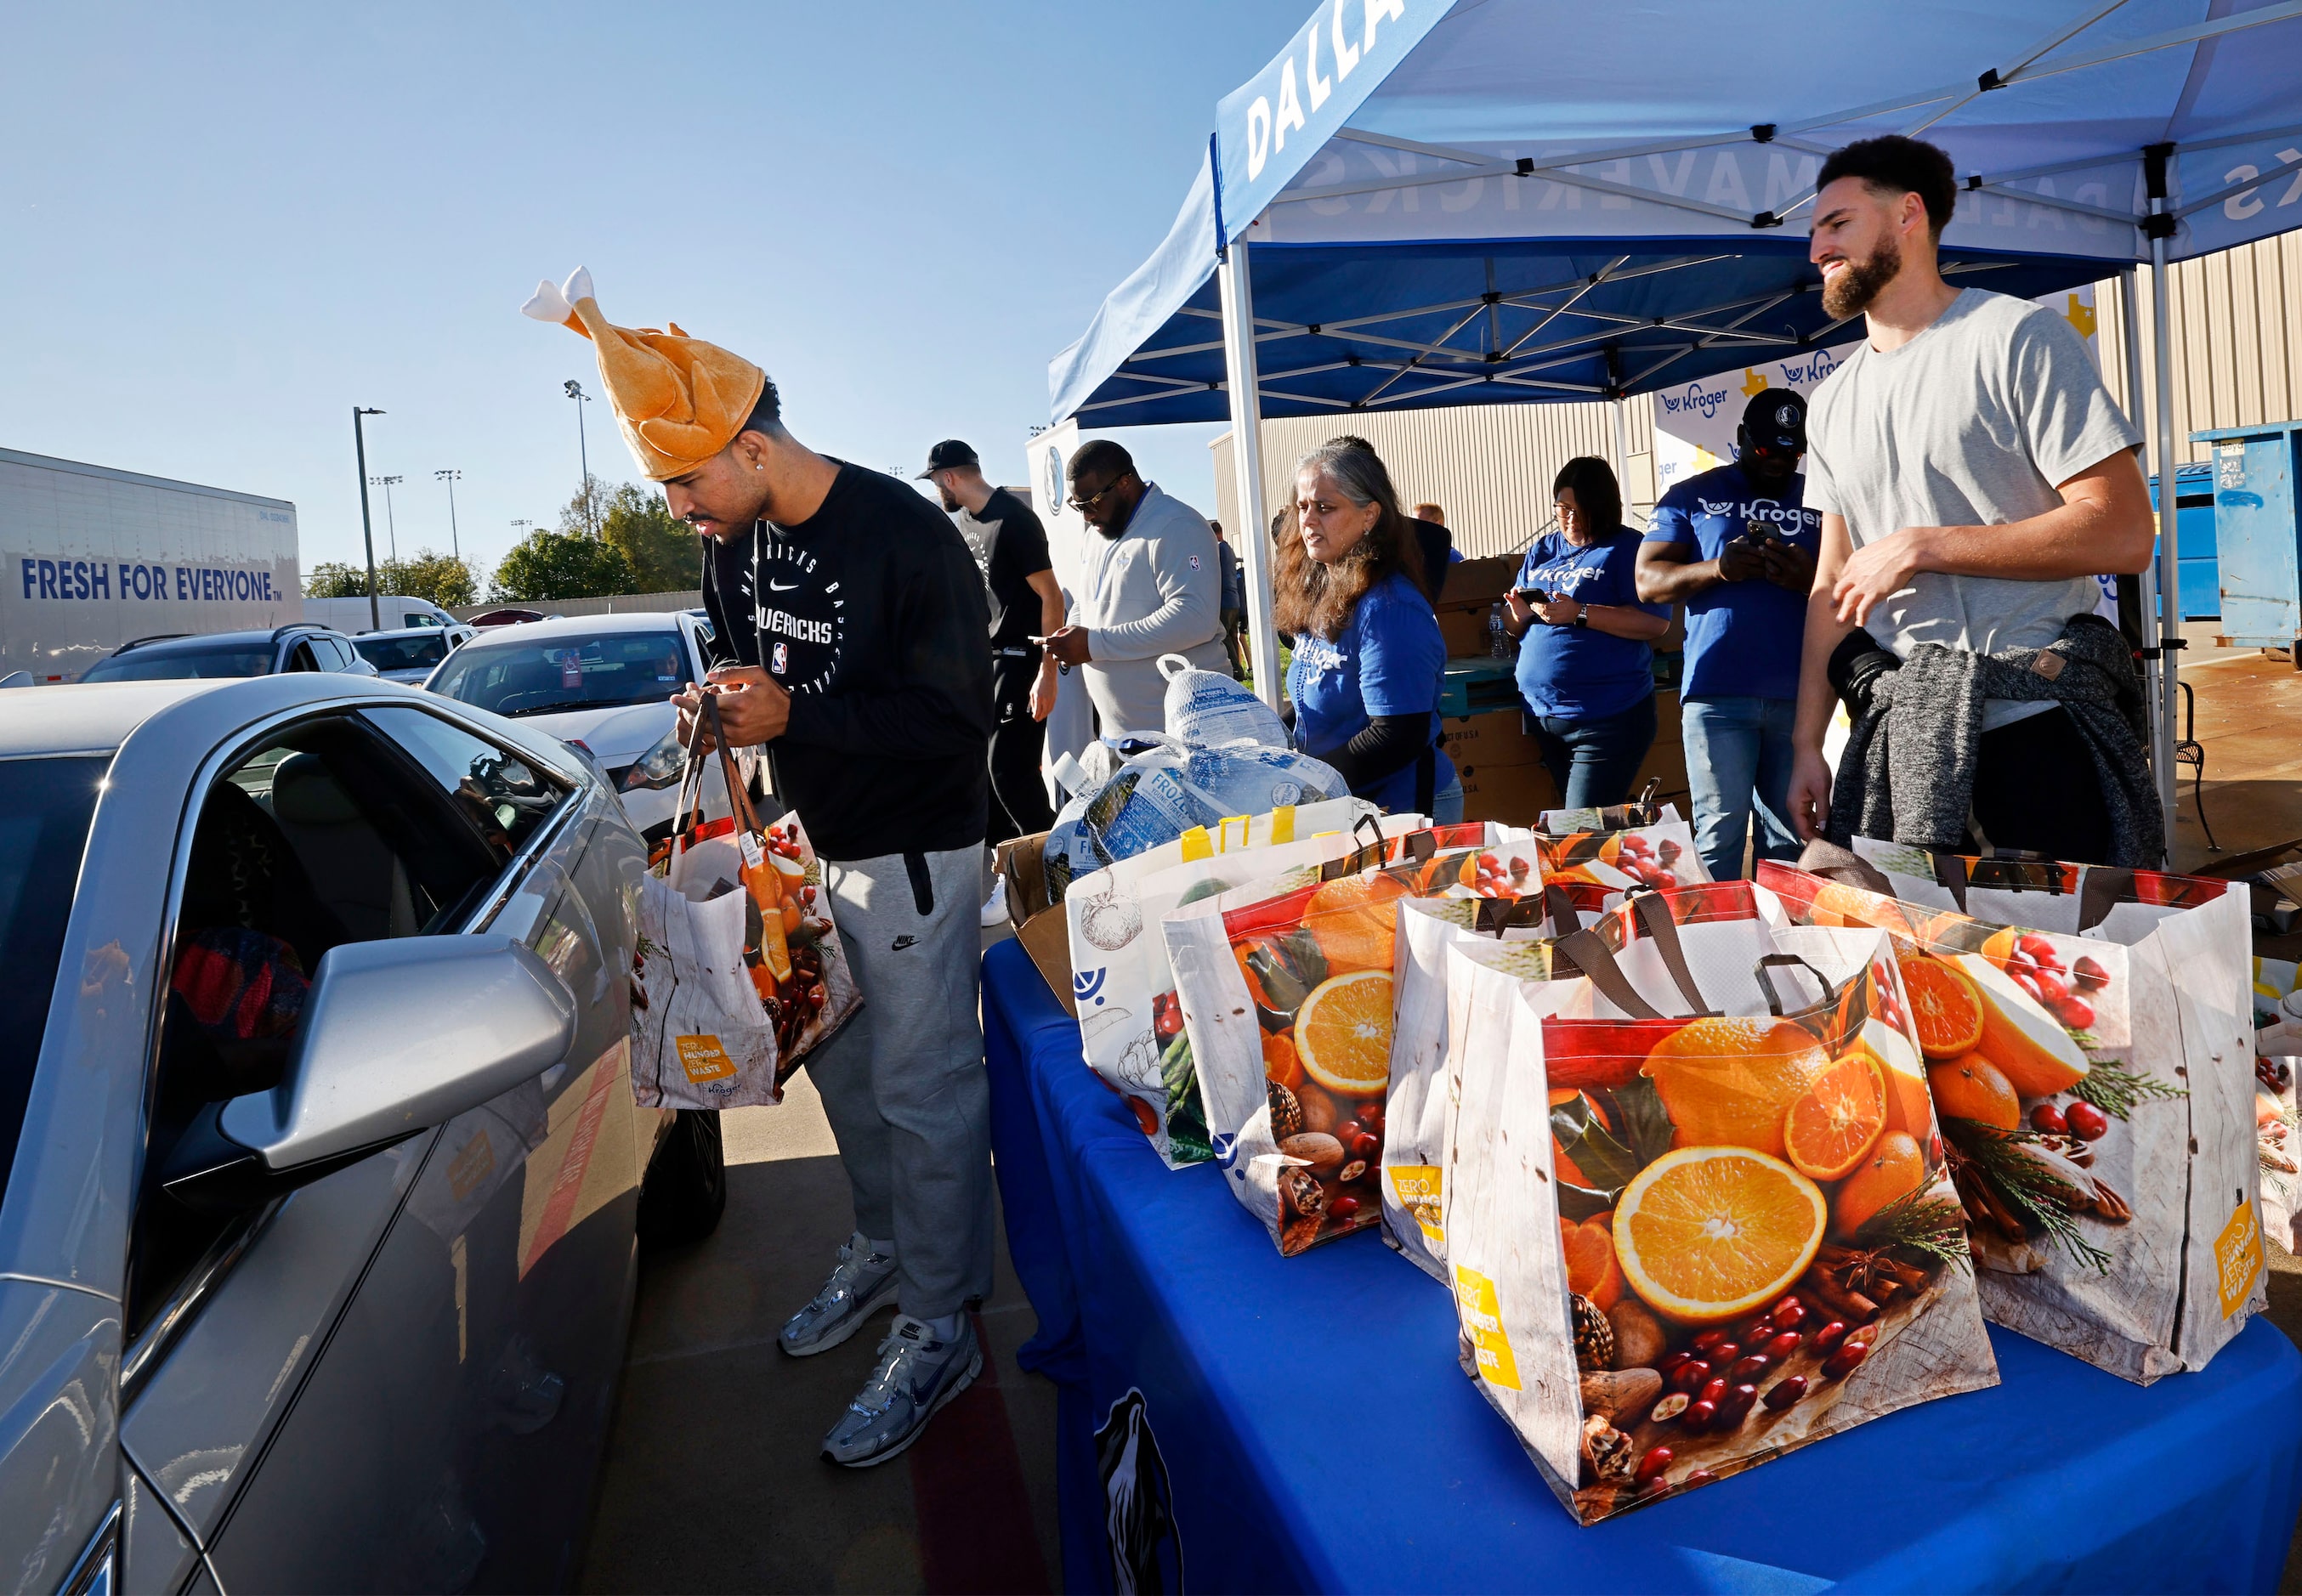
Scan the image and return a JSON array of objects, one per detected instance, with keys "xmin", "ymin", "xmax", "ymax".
[{"xmin": 1040, "ymin": 439, "xmax": 1228, "ymax": 740}]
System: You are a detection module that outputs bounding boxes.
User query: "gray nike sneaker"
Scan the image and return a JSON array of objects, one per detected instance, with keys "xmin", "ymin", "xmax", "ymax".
[
  {"xmin": 777, "ymin": 1232, "xmax": 899, "ymax": 1357},
  {"xmin": 820, "ymin": 1314, "xmax": 982, "ymax": 1469}
]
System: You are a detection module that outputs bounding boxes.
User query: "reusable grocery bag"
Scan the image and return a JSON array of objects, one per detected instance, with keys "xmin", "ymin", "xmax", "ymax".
[
  {"xmin": 631, "ymin": 698, "xmax": 860, "ymax": 1109},
  {"xmin": 1066, "ymin": 800, "xmax": 1393, "ymax": 1168},
  {"xmin": 1165, "ymin": 826, "xmax": 1547, "ymax": 1255},
  {"xmin": 1761, "ymin": 842, "xmax": 2266, "ymax": 1382},
  {"xmin": 1444, "ymin": 881, "xmax": 1999, "ymax": 1523},
  {"xmin": 1534, "ymin": 789, "xmax": 1707, "ymax": 896},
  {"xmin": 1383, "ymin": 883, "xmax": 1606, "ymax": 1282}
]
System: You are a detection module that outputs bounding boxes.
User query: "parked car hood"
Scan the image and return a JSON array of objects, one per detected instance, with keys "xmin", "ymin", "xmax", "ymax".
[{"xmin": 519, "ymin": 700, "xmax": 677, "ymax": 769}]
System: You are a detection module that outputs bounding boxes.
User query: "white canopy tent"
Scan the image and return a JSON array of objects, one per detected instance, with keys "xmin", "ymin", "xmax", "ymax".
[{"xmin": 1051, "ymin": 0, "xmax": 2302, "ymax": 857}]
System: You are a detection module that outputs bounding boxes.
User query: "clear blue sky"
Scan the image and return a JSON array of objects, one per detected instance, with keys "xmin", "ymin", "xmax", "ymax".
[{"xmin": 1, "ymin": 2, "xmax": 1311, "ymax": 579}]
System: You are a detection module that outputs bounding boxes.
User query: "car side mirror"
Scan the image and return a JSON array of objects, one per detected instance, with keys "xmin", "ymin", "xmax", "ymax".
[{"xmin": 161, "ymin": 934, "xmax": 576, "ymax": 1214}]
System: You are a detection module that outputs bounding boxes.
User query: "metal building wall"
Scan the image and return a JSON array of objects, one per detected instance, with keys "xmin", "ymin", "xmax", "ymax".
[
  {"xmin": 2097, "ymin": 233, "xmax": 2302, "ymax": 465},
  {"xmin": 1211, "ymin": 399, "xmax": 1658, "ymax": 563},
  {"xmin": 1207, "ymin": 231, "xmax": 2302, "ymax": 560}
]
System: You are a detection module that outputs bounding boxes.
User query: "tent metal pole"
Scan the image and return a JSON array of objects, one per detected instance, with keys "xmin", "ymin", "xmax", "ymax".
[
  {"xmin": 2147, "ymin": 240, "xmax": 2182, "ymax": 860},
  {"xmin": 2117, "ymin": 269, "xmax": 2169, "ymax": 835},
  {"xmin": 1612, "ymin": 398, "xmax": 1634, "ymax": 519},
  {"xmin": 1220, "ymin": 238, "xmax": 1283, "ymax": 710}
]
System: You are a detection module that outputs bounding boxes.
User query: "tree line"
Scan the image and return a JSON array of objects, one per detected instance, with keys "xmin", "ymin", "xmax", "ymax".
[{"xmin": 305, "ymin": 477, "xmax": 703, "ymax": 606}]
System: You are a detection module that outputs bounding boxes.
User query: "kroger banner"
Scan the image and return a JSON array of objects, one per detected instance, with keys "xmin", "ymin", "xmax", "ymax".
[{"xmin": 1650, "ymin": 285, "xmax": 2103, "ymax": 497}]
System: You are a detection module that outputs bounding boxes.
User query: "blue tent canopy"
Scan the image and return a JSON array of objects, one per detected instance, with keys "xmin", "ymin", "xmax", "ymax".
[
  {"xmin": 1052, "ymin": 0, "xmax": 2302, "ymax": 426},
  {"xmin": 1060, "ymin": 237, "xmax": 2111, "ymax": 427},
  {"xmin": 1051, "ymin": 0, "xmax": 2302, "ymax": 847}
]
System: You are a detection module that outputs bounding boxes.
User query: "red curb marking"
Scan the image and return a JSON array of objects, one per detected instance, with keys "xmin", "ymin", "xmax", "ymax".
[{"xmin": 907, "ymin": 1312, "xmax": 1052, "ymax": 1595}]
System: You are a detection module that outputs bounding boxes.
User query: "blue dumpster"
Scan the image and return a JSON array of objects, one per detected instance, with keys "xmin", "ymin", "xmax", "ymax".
[
  {"xmin": 2193, "ymin": 422, "xmax": 2302, "ymax": 649},
  {"xmin": 2148, "ymin": 462, "xmax": 2222, "ymax": 620}
]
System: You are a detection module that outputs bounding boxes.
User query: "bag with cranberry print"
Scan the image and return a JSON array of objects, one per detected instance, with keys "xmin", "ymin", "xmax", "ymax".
[
  {"xmin": 1534, "ymin": 784, "xmax": 1708, "ymax": 898},
  {"xmin": 630, "ymin": 694, "xmax": 859, "ymax": 1110},
  {"xmin": 1759, "ymin": 840, "xmax": 2265, "ymax": 1382},
  {"xmin": 1443, "ymin": 880, "xmax": 1999, "ymax": 1524},
  {"xmin": 1162, "ymin": 824, "xmax": 1546, "ymax": 1256}
]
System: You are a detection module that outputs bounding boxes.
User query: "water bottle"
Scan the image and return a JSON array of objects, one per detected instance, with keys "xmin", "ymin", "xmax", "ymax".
[{"xmin": 1488, "ymin": 603, "xmax": 1511, "ymax": 659}]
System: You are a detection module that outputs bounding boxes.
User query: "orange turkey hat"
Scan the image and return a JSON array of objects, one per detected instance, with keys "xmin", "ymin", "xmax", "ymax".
[{"xmin": 519, "ymin": 267, "xmax": 767, "ymax": 481}]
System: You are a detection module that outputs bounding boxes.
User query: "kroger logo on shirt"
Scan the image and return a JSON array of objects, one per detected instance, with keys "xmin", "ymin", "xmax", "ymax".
[{"xmin": 1692, "ymin": 495, "xmax": 1817, "ymax": 534}]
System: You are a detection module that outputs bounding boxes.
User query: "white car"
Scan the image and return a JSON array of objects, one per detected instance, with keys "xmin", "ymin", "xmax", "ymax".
[
  {"xmin": 422, "ymin": 612, "xmax": 757, "ymax": 841},
  {"xmin": 349, "ymin": 624, "xmax": 476, "ymax": 684}
]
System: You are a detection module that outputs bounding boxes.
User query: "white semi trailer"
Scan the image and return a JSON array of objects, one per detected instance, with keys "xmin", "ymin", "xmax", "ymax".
[{"xmin": 0, "ymin": 446, "xmax": 302, "ymax": 682}]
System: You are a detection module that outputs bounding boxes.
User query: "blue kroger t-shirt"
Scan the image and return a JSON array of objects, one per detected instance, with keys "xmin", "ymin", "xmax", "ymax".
[
  {"xmin": 1645, "ymin": 461, "xmax": 1822, "ymax": 702},
  {"xmin": 1287, "ymin": 572, "xmax": 1454, "ymax": 812},
  {"xmin": 1513, "ymin": 529, "xmax": 1664, "ymax": 721}
]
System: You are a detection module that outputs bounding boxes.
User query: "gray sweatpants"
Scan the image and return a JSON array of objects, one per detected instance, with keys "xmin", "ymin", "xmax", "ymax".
[{"xmin": 808, "ymin": 846, "xmax": 993, "ymax": 1319}]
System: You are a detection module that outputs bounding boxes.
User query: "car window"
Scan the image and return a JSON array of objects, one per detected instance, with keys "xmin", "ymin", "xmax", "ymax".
[
  {"xmin": 0, "ymin": 756, "xmax": 109, "ymax": 1206},
  {"xmin": 284, "ymin": 640, "xmax": 320, "ymax": 672},
  {"xmin": 81, "ymin": 642, "xmax": 271, "ymax": 682},
  {"xmin": 129, "ymin": 711, "xmax": 519, "ymax": 1336},
  {"xmin": 426, "ymin": 631, "xmax": 689, "ymax": 718},
  {"xmin": 360, "ymin": 705, "xmax": 567, "ymax": 864},
  {"xmin": 354, "ymin": 633, "xmax": 450, "ymax": 673}
]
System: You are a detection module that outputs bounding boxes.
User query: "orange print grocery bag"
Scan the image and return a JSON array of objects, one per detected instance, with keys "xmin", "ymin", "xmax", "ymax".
[{"xmin": 1443, "ymin": 881, "xmax": 1998, "ymax": 1523}]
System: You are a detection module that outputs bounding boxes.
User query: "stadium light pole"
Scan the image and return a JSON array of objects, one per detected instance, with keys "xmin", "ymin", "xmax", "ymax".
[
  {"xmin": 435, "ymin": 468, "xmax": 463, "ymax": 560},
  {"xmin": 564, "ymin": 380, "xmax": 594, "ymax": 535},
  {"xmin": 368, "ymin": 473, "xmax": 403, "ymax": 563},
  {"xmin": 353, "ymin": 408, "xmax": 386, "ymax": 631}
]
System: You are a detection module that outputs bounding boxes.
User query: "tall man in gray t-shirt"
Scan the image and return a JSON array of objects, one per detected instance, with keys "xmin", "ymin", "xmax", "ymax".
[{"xmin": 1786, "ymin": 135, "xmax": 2155, "ymax": 862}]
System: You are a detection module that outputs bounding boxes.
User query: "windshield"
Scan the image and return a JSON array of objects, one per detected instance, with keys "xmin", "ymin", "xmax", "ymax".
[
  {"xmin": 0, "ymin": 756, "xmax": 109, "ymax": 1199},
  {"xmin": 426, "ymin": 631, "xmax": 689, "ymax": 717},
  {"xmin": 82, "ymin": 642, "xmax": 270, "ymax": 682},
  {"xmin": 354, "ymin": 632, "xmax": 451, "ymax": 673}
]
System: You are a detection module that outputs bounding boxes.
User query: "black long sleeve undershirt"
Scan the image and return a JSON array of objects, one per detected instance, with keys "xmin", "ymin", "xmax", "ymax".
[{"xmin": 1322, "ymin": 712, "xmax": 1429, "ymax": 791}]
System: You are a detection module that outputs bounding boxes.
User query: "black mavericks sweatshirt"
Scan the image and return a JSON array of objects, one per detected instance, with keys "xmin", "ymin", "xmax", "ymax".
[{"xmin": 702, "ymin": 461, "xmax": 994, "ymax": 862}]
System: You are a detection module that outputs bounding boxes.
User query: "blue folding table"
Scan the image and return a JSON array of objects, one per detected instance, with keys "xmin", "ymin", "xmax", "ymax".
[{"xmin": 984, "ymin": 938, "xmax": 2302, "ymax": 1593}]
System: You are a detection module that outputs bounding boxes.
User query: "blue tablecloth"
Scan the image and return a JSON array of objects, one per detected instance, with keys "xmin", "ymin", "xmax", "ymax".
[{"xmin": 983, "ymin": 938, "xmax": 2302, "ymax": 1594}]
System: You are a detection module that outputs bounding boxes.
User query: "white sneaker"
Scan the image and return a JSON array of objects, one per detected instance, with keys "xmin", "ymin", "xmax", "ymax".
[{"xmin": 980, "ymin": 875, "xmax": 1010, "ymax": 928}]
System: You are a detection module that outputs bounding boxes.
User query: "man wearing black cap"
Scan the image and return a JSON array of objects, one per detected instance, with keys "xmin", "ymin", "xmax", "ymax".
[
  {"xmin": 1635, "ymin": 388, "xmax": 1821, "ymax": 879},
  {"xmin": 920, "ymin": 441, "xmax": 1063, "ymax": 919}
]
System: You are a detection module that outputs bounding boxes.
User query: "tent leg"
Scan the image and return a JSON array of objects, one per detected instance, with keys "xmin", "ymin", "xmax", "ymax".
[
  {"xmin": 2118, "ymin": 269, "xmax": 2170, "ymax": 843},
  {"xmin": 1220, "ymin": 239, "xmax": 1283, "ymax": 712},
  {"xmin": 2148, "ymin": 244, "xmax": 2182, "ymax": 863},
  {"xmin": 1612, "ymin": 398, "xmax": 1633, "ymax": 521}
]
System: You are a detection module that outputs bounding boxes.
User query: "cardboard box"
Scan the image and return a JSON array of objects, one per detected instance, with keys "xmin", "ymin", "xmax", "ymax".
[
  {"xmin": 1440, "ymin": 710, "xmax": 1541, "ymax": 769},
  {"xmin": 1436, "ymin": 554, "xmax": 1518, "ymax": 608},
  {"xmin": 1438, "ymin": 605, "xmax": 1497, "ymax": 659},
  {"xmin": 995, "ymin": 831, "xmax": 1075, "ymax": 1014},
  {"xmin": 1456, "ymin": 758, "xmax": 1561, "ymax": 826}
]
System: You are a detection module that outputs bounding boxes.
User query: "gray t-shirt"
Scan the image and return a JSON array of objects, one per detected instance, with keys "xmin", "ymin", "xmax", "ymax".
[{"xmin": 1804, "ymin": 288, "xmax": 2141, "ymax": 731}]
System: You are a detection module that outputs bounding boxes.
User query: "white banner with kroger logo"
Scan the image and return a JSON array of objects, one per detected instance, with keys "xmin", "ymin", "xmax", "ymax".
[{"xmin": 1651, "ymin": 285, "xmax": 2101, "ymax": 496}]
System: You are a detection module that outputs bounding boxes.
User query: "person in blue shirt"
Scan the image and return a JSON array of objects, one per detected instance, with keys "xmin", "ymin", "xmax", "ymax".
[
  {"xmin": 1279, "ymin": 440, "xmax": 1462, "ymax": 822},
  {"xmin": 1636, "ymin": 388, "xmax": 1822, "ymax": 879},
  {"xmin": 1503, "ymin": 456, "xmax": 1670, "ymax": 810}
]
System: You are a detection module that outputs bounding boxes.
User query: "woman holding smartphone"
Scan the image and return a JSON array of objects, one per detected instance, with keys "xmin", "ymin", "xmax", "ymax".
[
  {"xmin": 1279, "ymin": 439, "xmax": 1461, "ymax": 822},
  {"xmin": 1504, "ymin": 456, "xmax": 1670, "ymax": 809}
]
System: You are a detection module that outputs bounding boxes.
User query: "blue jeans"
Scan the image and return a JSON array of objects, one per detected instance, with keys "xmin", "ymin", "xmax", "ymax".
[
  {"xmin": 1681, "ymin": 695, "xmax": 1800, "ymax": 881},
  {"xmin": 1529, "ymin": 697, "xmax": 1657, "ymax": 812},
  {"xmin": 1431, "ymin": 774, "xmax": 1465, "ymax": 825}
]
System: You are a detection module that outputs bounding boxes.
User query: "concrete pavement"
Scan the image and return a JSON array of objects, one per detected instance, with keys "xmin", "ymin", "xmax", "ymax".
[{"xmin": 577, "ymin": 1072, "xmax": 1059, "ymax": 1593}]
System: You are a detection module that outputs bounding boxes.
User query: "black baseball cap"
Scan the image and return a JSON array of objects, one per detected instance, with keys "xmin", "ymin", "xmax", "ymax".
[
  {"xmin": 917, "ymin": 439, "xmax": 978, "ymax": 478},
  {"xmin": 1741, "ymin": 388, "xmax": 1807, "ymax": 455}
]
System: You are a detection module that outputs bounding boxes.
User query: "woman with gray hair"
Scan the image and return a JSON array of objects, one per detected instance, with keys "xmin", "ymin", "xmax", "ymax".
[{"xmin": 1274, "ymin": 439, "xmax": 1461, "ymax": 821}]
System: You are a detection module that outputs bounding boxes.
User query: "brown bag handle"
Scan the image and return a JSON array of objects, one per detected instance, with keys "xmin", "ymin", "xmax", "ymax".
[
  {"xmin": 1754, "ymin": 953, "xmax": 1839, "ymax": 1022},
  {"xmin": 2078, "ymin": 866, "xmax": 2135, "ymax": 931},
  {"xmin": 1552, "ymin": 929, "xmax": 1664, "ymax": 1020},
  {"xmin": 701, "ymin": 693, "xmax": 765, "ymax": 840},
  {"xmin": 1475, "ymin": 894, "xmax": 1549, "ymax": 935},
  {"xmin": 1624, "ymin": 890, "xmax": 1720, "ymax": 1017},
  {"xmin": 1541, "ymin": 883, "xmax": 1582, "ymax": 936}
]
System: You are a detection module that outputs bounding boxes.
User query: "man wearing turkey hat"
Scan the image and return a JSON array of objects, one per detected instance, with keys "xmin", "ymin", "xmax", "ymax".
[{"xmin": 524, "ymin": 270, "xmax": 995, "ymax": 1468}]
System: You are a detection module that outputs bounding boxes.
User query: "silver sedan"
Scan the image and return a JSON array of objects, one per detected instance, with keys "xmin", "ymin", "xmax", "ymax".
[{"xmin": 0, "ymin": 672, "xmax": 723, "ymax": 1593}]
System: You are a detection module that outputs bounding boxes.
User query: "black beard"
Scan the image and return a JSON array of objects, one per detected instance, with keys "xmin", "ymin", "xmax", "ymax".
[{"xmin": 1822, "ymin": 236, "xmax": 1902, "ymax": 320}]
